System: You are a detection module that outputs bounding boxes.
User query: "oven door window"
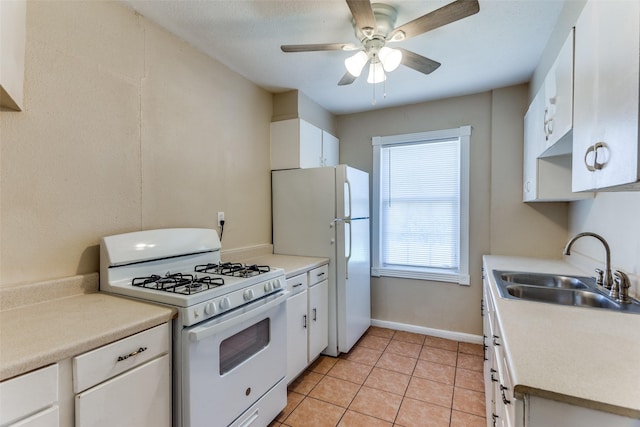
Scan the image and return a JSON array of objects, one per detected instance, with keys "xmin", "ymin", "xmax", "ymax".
[{"xmin": 219, "ymin": 318, "xmax": 270, "ymax": 375}]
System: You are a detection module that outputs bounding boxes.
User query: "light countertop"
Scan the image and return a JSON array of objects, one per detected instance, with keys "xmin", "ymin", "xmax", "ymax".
[
  {"xmin": 483, "ymin": 255, "xmax": 640, "ymax": 418},
  {"xmin": 0, "ymin": 274, "xmax": 175, "ymax": 381}
]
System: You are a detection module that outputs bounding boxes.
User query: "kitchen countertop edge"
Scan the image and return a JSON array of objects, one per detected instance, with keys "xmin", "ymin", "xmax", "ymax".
[{"xmin": 0, "ymin": 291, "xmax": 175, "ymax": 382}]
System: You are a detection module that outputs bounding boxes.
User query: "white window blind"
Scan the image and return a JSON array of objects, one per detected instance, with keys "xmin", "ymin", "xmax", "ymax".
[{"xmin": 372, "ymin": 126, "xmax": 470, "ymax": 285}]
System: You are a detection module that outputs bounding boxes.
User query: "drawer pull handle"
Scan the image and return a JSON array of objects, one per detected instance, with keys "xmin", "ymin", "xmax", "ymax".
[
  {"xmin": 117, "ymin": 346, "xmax": 147, "ymax": 362},
  {"xmin": 317, "ymin": 272, "xmax": 325, "ymax": 277},
  {"xmin": 500, "ymin": 385, "xmax": 511, "ymax": 405},
  {"xmin": 293, "ymin": 283, "xmax": 303, "ymax": 288}
]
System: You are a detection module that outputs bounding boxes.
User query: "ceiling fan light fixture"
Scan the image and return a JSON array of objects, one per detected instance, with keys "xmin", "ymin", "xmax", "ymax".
[
  {"xmin": 379, "ymin": 46, "xmax": 402, "ymax": 72},
  {"xmin": 345, "ymin": 51, "xmax": 369, "ymax": 77},
  {"xmin": 367, "ymin": 61, "xmax": 386, "ymax": 84}
]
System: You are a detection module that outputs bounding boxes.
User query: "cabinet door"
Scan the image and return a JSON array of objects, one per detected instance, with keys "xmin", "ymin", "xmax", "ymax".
[
  {"xmin": 543, "ymin": 29, "xmax": 574, "ymax": 152},
  {"xmin": 0, "ymin": 364, "xmax": 58, "ymax": 426},
  {"xmin": 307, "ymin": 280, "xmax": 329, "ymax": 362},
  {"xmin": 286, "ymin": 290, "xmax": 309, "ymax": 382},
  {"xmin": 573, "ymin": 0, "xmax": 640, "ymax": 191},
  {"xmin": 322, "ymin": 131, "xmax": 339, "ymax": 167},
  {"xmin": 75, "ymin": 355, "xmax": 171, "ymax": 427},
  {"xmin": 523, "ymin": 88, "xmax": 544, "ymax": 201},
  {"xmin": 299, "ymin": 120, "xmax": 323, "ymax": 168}
]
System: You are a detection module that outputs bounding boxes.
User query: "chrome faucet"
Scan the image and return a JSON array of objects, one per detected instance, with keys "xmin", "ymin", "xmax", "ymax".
[{"xmin": 563, "ymin": 232, "xmax": 613, "ymax": 290}]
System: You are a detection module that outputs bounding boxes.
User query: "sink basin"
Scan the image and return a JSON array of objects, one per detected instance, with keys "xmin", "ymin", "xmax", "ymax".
[
  {"xmin": 492, "ymin": 270, "xmax": 640, "ymax": 314},
  {"xmin": 505, "ymin": 285, "xmax": 620, "ymax": 309},
  {"xmin": 498, "ymin": 272, "xmax": 592, "ymax": 289}
]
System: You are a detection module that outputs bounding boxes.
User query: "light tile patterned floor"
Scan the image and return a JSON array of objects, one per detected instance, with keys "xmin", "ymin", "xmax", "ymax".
[{"xmin": 270, "ymin": 326, "xmax": 486, "ymax": 427}]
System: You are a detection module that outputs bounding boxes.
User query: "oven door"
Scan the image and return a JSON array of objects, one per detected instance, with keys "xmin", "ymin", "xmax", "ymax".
[{"xmin": 182, "ymin": 291, "xmax": 287, "ymax": 427}]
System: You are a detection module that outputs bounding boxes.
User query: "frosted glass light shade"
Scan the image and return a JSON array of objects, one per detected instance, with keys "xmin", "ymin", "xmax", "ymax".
[
  {"xmin": 367, "ymin": 61, "xmax": 386, "ymax": 83},
  {"xmin": 345, "ymin": 51, "xmax": 368, "ymax": 77},
  {"xmin": 379, "ymin": 47, "xmax": 402, "ymax": 72}
]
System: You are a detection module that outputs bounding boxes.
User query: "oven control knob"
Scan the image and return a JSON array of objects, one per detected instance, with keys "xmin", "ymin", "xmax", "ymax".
[
  {"xmin": 219, "ymin": 297, "xmax": 231, "ymax": 311},
  {"xmin": 264, "ymin": 282, "xmax": 274, "ymax": 292},
  {"xmin": 273, "ymin": 280, "xmax": 282, "ymax": 290},
  {"xmin": 204, "ymin": 302, "xmax": 216, "ymax": 315},
  {"xmin": 243, "ymin": 289, "xmax": 255, "ymax": 301}
]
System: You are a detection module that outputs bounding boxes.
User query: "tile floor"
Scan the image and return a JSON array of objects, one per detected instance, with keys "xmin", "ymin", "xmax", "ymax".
[{"xmin": 270, "ymin": 326, "xmax": 486, "ymax": 427}]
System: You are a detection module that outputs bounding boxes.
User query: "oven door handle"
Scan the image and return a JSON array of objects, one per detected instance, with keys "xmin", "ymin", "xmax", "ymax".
[{"xmin": 188, "ymin": 292, "xmax": 288, "ymax": 342}]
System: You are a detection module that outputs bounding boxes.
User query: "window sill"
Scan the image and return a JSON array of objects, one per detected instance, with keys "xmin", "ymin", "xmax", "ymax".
[{"xmin": 371, "ymin": 267, "xmax": 470, "ymax": 285}]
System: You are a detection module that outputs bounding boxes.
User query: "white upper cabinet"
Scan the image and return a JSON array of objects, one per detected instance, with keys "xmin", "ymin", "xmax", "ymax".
[
  {"xmin": 270, "ymin": 118, "xmax": 339, "ymax": 170},
  {"xmin": 0, "ymin": 0, "xmax": 27, "ymax": 111},
  {"xmin": 542, "ymin": 29, "xmax": 574, "ymax": 155},
  {"xmin": 523, "ymin": 88, "xmax": 544, "ymax": 201},
  {"xmin": 572, "ymin": 0, "xmax": 640, "ymax": 191},
  {"xmin": 523, "ymin": 28, "xmax": 590, "ymax": 202},
  {"xmin": 321, "ymin": 130, "xmax": 339, "ymax": 167}
]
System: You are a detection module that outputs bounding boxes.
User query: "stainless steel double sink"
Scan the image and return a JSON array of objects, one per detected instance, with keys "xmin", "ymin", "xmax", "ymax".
[{"xmin": 493, "ymin": 271, "xmax": 640, "ymax": 314}]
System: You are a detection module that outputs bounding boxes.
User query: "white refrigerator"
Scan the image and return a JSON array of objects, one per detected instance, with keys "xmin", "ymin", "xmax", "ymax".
[{"xmin": 272, "ymin": 165, "xmax": 371, "ymax": 357}]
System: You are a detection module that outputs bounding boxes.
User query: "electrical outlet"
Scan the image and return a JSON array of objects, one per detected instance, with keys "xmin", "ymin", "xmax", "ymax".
[{"xmin": 217, "ymin": 211, "xmax": 225, "ymax": 227}]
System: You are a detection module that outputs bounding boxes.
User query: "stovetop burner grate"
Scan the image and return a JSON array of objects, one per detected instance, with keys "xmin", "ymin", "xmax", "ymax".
[
  {"xmin": 195, "ymin": 262, "xmax": 270, "ymax": 278},
  {"xmin": 132, "ymin": 272, "xmax": 224, "ymax": 295}
]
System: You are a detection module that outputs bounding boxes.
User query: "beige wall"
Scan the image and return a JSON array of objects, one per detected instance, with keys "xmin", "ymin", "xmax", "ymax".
[
  {"xmin": 0, "ymin": 1, "xmax": 273, "ymax": 286},
  {"xmin": 338, "ymin": 85, "xmax": 568, "ymax": 335}
]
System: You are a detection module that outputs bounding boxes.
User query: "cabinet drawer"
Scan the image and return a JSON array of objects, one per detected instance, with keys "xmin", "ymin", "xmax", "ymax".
[
  {"xmin": 0, "ymin": 364, "xmax": 58, "ymax": 426},
  {"xmin": 286, "ymin": 273, "xmax": 308, "ymax": 295},
  {"xmin": 10, "ymin": 405, "xmax": 58, "ymax": 427},
  {"xmin": 73, "ymin": 323, "xmax": 169, "ymax": 393},
  {"xmin": 308, "ymin": 265, "xmax": 328, "ymax": 286}
]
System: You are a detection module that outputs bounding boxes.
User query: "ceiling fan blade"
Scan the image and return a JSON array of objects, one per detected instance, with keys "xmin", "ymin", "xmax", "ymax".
[
  {"xmin": 281, "ymin": 43, "xmax": 358, "ymax": 52},
  {"xmin": 389, "ymin": 0, "xmax": 479, "ymax": 42},
  {"xmin": 338, "ymin": 71, "xmax": 358, "ymax": 86},
  {"xmin": 346, "ymin": 0, "xmax": 377, "ymax": 38},
  {"xmin": 398, "ymin": 48, "xmax": 441, "ymax": 75}
]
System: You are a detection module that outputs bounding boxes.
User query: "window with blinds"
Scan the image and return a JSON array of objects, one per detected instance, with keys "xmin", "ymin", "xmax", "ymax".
[{"xmin": 371, "ymin": 126, "xmax": 470, "ymax": 284}]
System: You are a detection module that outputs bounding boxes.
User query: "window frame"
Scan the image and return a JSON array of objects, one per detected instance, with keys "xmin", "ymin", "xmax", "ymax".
[{"xmin": 371, "ymin": 126, "xmax": 471, "ymax": 285}]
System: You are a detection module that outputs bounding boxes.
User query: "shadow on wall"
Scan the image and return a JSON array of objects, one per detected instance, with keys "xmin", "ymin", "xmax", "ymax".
[{"xmin": 76, "ymin": 245, "xmax": 100, "ymax": 275}]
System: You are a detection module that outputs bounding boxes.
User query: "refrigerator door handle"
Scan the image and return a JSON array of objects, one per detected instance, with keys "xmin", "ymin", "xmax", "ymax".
[
  {"xmin": 344, "ymin": 177, "xmax": 352, "ymax": 220},
  {"xmin": 345, "ymin": 220, "xmax": 352, "ymax": 279}
]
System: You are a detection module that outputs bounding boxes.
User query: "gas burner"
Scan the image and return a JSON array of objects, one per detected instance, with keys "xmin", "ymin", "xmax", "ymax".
[
  {"xmin": 195, "ymin": 262, "xmax": 270, "ymax": 278},
  {"xmin": 132, "ymin": 272, "xmax": 224, "ymax": 295}
]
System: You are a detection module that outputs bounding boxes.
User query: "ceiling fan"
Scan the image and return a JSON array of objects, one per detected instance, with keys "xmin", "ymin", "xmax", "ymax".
[{"xmin": 281, "ymin": 0, "xmax": 480, "ymax": 86}]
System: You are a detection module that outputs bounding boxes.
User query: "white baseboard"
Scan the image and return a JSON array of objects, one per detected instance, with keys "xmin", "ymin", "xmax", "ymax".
[{"xmin": 371, "ymin": 319, "xmax": 483, "ymax": 345}]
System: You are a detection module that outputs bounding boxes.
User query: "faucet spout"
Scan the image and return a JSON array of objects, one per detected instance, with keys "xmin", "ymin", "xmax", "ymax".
[{"xmin": 563, "ymin": 232, "xmax": 613, "ymax": 290}]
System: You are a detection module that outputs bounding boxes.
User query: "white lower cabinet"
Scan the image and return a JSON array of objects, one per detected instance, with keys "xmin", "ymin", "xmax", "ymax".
[
  {"xmin": 73, "ymin": 323, "xmax": 171, "ymax": 427},
  {"xmin": 75, "ymin": 355, "xmax": 170, "ymax": 427},
  {"xmin": 286, "ymin": 282, "xmax": 309, "ymax": 382},
  {"xmin": 483, "ymin": 268, "xmax": 639, "ymax": 427},
  {"xmin": 285, "ymin": 264, "xmax": 329, "ymax": 383},
  {"xmin": 0, "ymin": 364, "xmax": 59, "ymax": 427},
  {"xmin": 483, "ymin": 275, "xmax": 521, "ymax": 427},
  {"xmin": 307, "ymin": 277, "xmax": 328, "ymax": 361}
]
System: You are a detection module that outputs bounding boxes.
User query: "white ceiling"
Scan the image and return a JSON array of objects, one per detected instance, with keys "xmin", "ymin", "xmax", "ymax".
[{"xmin": 123, "ymin": 0, "xmax": 564, "ymax": 115}]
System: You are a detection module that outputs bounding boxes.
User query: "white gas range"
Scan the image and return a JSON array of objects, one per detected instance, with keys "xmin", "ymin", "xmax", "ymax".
[{"xmin": 100, "ymin": 228, "xmax": 287, "ymax": 427}]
